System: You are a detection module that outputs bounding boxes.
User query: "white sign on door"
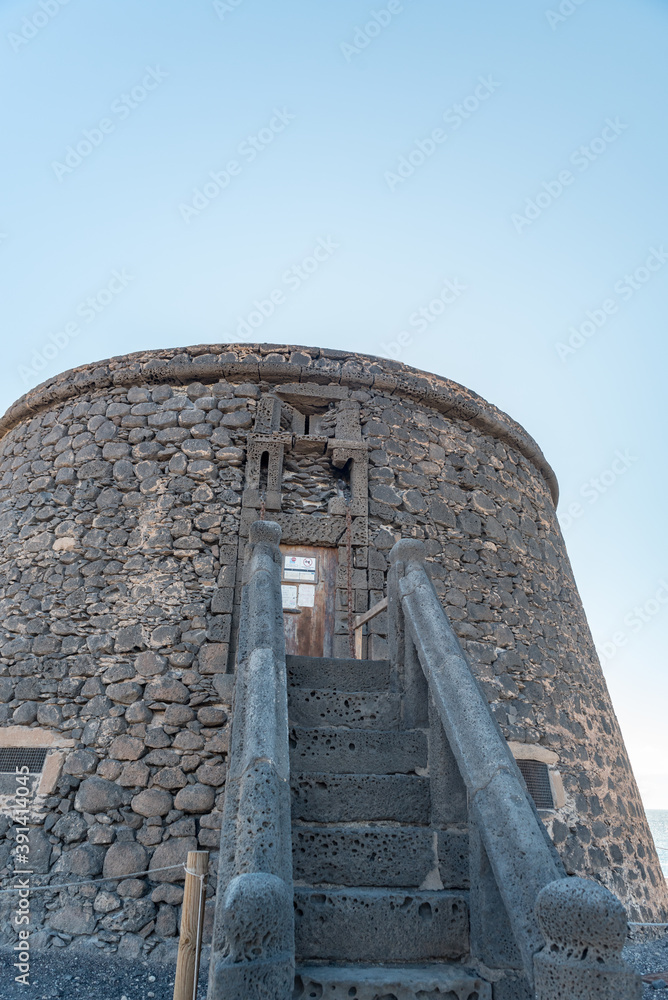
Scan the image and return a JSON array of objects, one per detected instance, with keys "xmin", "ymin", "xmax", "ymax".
[
  {"xmin": 283, "ymin": 554, "xmax": 316, "ymax": 583},
  {"xmin": 281, "ymin": 585, "xmax": 298, "ymax": 610},
  {"xmin": 297, "ymin": 584, "xmax": 315, "ymax": 607}
]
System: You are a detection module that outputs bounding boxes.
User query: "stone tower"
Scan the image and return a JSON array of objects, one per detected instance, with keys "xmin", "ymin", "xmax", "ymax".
[{"xmin": 0, "ymin": 343, "xmax": 663, "ymax": 987}]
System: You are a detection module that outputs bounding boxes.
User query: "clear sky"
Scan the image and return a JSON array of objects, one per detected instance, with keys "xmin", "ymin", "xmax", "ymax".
[{"xmin": 1, "ymin": 0, "xmax": 667, "ymax": 807}]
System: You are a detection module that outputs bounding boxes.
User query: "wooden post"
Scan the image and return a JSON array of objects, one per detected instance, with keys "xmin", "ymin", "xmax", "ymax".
[
  {"xmin": 353, "ymin": 597, "xmax": 388, "ymax": 660},
  {"xmin": 173, "ymin": 851, "xmax": 209, "ymax": 1000},
  {"xmin": 354, "ymin": 626, "xmax": 363, "ymax": 660}
]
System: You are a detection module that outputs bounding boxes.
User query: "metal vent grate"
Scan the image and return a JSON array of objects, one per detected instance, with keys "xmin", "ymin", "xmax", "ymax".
[
  {"xmin": 0, "ymin": 748, "xmax": 49, "ymax": 774},
  {"xmin": 517, "ymin": 759, "xmax": 554, "ymax": 810}
]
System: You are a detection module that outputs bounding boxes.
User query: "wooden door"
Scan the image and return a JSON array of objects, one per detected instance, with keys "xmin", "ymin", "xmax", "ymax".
[{"xmin": 280, "ymin": 545, "xmax": 337, "ymax": 657}]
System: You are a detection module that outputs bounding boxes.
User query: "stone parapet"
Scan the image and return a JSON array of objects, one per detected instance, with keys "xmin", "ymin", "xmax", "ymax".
[{"xmin": 0, "ymin": 344, "xmax": 559, "ymax": 504}]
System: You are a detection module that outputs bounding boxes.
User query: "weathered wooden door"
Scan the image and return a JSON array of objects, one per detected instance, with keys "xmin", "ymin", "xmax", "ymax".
[{"xmin": 280, "ymin": 545, "xmax": 337, "ymax": 657}]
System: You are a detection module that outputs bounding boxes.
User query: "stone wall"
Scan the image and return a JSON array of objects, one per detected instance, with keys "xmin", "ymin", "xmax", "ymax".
[
  {"xmin": 357, "ymin": 391, "xmax": 667, "ymax": 919},
  {"xmin": 0, "ymin": 379, "xmax": 250, "ymax": 956},
  {"xmin": 0, "ymin": 342, "xmax": 664, "ymax": 959}
]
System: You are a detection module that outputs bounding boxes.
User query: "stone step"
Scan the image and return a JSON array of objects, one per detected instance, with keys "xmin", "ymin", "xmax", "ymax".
[
  {"xmin": 293, "ymin": 824, "xmax": 469, "ymax": 889},
  {"xmin": 287, "ymin": 655, "xmax": 391, "ymax": 692},
  {"xmin": 294, "ymin": 963, "xmax": 491, "ymax": 1000},
  {"xmin": 287, "ymin": 687, "xmax": 401, "ymax": 729},
  {"xmin": 293, "ymin": 824, "xmax": 435, "ymax": 887},
  {"xmin": 291, "ymin": 772, "xmax": 431, "ymax": 824},
  {"xmin": 294, "ymin": 887, "xmax": 469, "ymax": 963},
  {"xmin": 289, "ymin": 726, "xmax": 427, "ymax": 774}
]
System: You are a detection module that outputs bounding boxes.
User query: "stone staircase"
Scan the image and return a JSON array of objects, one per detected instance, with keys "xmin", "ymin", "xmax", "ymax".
[
  {"xmin": 287, "ymin": 653, "xmax": 490, "ymax": 1000},
  {"xmin": 208, "ymin": 524, "xmax": 642, "ymax": 1000}
]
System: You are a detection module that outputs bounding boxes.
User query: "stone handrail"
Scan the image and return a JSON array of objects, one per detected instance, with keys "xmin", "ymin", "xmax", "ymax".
[
  {"xmin": 388, "ymin": 538, "xmax": 641, "ymax": 1000},
  {"xmin": 208, "ymin": 521, "xmax": 294, "ymax": 1000}
]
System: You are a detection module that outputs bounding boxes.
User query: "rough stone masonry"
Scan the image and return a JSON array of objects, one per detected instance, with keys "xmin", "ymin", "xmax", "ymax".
[{"xmin": 0, "ymin": 342, "xmax": 664, "ymax": 959}]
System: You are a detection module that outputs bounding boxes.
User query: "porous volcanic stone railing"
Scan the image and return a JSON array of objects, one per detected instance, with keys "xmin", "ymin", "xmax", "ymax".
[
  {"xmin": 387, "ymin": 538, "xmax": 641, "ymax": 1000},
  {"xmin": 208, "ymin": 520, "xmax": 294, "ymax": 1000}
]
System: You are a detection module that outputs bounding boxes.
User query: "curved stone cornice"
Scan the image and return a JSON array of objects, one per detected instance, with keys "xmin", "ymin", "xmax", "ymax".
[{"xmin": 0, "ymin": 344, "xmax": 559, "ymax": 504}]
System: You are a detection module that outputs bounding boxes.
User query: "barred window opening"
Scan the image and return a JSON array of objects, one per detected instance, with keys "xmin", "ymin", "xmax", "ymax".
[
  {"xmin": 517, "ymin": 758, "xmax": 554, "ymax": 810},
  {"xmin": 0, "ymin": 748, "xmax": 49, "ymax": 774}
]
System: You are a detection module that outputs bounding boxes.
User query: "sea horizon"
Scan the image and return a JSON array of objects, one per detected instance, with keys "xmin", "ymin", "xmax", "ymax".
[{"xmin": 647, "ymin": 809, "xmax": 668, "ymax": 879}]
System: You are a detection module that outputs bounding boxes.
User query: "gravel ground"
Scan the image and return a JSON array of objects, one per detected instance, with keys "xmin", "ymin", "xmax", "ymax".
[
  {"xmin": 1, "ymin": 936, "xmax": 667, "ymax": 998},
  {"xmin": 0, "ymin": 948, "xmax": 208, "ymax": 1000},
  {"xmin": 625, "ymin": 929, "xmax": 668, "ymax": 996}
]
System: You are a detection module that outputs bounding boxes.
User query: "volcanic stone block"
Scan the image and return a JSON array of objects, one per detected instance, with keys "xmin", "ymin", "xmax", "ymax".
[
  {"xmin": 292, "ymin": 825, "xmax": 434, "ymax": 887},
  {"xmin": 287, "ymin": 689, "xmax": 401, "ymax": 729},
  {"xmin": 174, "ymin": 783, "xmax": 215, "ymax": 813},
  {"xmin": 109, "ymin": 735, "xmax": 145, "ymax": 760},
  {"xmin": 101, "ymin": 898, "xmax": 157, "ymax": 933},
  {"xmin": 50, "ymin": 904, "xmax": 97, "ymax": 936},
  {"xmin": 153, "ymin": 766, "xmax": 187, "ymax": 789},
  {"xmin": 106, "ymin": 681, "xmax": 143, "ymax": 704},
  {"xmin": 289, "ymin": 727, "xmax": 426, "ymax": 774},
  {"xmin": 287, "ymin": 655, "xmax": 390, "ymax": 691},
  {"xmin": 294, "ymin": 887, "xmax": 469, "ymax": 962},
  {"xmin": 294, "ymin": 964, "xmax": 492, "ymax": 1000},
  {"xmin": 437, "ymin": 829, "xmax": 470, "ymax": 889},
  {"xmin": 144, "ymin": 677, "xmax": 190, "ymax": 703},
  {"xmin": 197, "ymin": 706, "xmax": 227, "ymax": 726},
  {"xmin": 103, "ymin": 842, "xmax": 149, "ymax": 879},
  {"xmin": 63, "ymin": 749, "xmax": 98, "ymax": 778},
  {"xmin": 131, "ymin": 788, "xmax": 173, "ymax": 817},
  {"xmin": 74, "ymin": 776, "xmax": 126, "ymax": 813},
  {"xmin": 60, "ymin": 844, "xmax": 105, "ymax": 876},
  {"xmin": 135, "ymin": 651, "xmax": 168, "ymax": 676},
  {"xmin": 291, "ymin": 773, "xmax": 430, "ymax": 824},
  {"xmin": 52, "ymin": 811, "xmax": 88, "ymax": 844},
  {"xmin": 149, "ymin": 836, "xmax": 198, "ymax": 882}
]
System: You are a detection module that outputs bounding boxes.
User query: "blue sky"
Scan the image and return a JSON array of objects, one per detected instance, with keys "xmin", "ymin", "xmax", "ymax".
[{"xmin": 1, "ymin": 0, "xmax": 667, "ymax": 806}]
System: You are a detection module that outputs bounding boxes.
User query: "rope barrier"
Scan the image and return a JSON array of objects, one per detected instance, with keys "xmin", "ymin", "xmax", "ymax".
[{"xmin": 0, "ymin": 863, "xmax": 186, "ymax": 894}]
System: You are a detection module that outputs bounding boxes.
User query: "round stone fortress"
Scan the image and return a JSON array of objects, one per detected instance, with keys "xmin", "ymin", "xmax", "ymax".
[{"xmin": 0, "ymin": 342, "xmax": 664, "ymax": 958}]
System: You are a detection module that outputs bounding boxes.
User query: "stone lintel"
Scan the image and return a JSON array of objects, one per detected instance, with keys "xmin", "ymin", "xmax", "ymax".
[
  {"xmin": 0, "ymin": 726, "xmax": 75, "ymax": 748},
  {"xmin": 508, "ymin": 742, "xmax": 559, "ymax": 766}
]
